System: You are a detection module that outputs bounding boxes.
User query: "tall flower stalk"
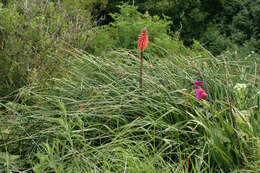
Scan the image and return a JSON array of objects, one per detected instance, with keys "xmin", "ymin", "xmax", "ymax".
[{"xmin": 137, "ymin": 28, "xmax": 148, "ymax": 89}]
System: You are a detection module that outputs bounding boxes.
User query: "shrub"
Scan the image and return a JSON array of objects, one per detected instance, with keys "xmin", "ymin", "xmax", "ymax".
[
  {"xmin": 200, "ymin": 25, "xmax": 233, "ymax": 55},
  {"xmin": 0, "ymin": 1, "xmax": 98, "ymax": 98},
  {"xmin": 92, "ymin": 3, "xmax": 186, "ymax": 56}
]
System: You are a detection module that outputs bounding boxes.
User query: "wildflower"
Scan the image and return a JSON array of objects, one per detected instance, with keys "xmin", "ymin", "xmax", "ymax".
[
  {"xmin": 194, "ymin": 80, "xmax": 204, "ymax": 88},
  {"xmin": 138, "ymin": 28, "xmax": 149, "ymax": 52},
  {"xmin": 234, "ymin": 83, "xmax": 247, "ymax": 91},
  {"xmin": 138, "ymin": 28, "xmax": 149, "ymax": 89},
  {"xmin": 195, "ymin": 89, "xmax": 208, "ymax": 100}
]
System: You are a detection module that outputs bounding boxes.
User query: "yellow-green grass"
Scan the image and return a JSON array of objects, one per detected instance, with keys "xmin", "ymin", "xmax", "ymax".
[{"xmin": 0, "ymin": 47, "xmax": 259, "ymax": 172}]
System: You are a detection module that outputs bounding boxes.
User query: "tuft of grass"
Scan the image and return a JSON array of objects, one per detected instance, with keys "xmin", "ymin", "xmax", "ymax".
[{"xmin": 0, "ymin": 47, "xmax": 259, "ymax": 172}]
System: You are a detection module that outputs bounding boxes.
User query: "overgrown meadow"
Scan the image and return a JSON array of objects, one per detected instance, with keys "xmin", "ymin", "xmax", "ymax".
[{"xmin": 0, "ymin": 1, "xmax": 260, "ymax": 173}]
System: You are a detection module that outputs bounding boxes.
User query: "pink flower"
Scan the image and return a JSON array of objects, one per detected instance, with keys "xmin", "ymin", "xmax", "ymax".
[
  {"xmin": 194, "ymin": 80, "xmax": 204, "ymax": 88},
  {"xmin": 195, "ymin": 89, "xmax": 208, "ymax": 100}
]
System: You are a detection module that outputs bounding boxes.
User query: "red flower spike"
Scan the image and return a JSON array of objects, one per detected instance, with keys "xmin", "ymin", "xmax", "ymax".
[{"xmin": 138, "ymin": 28, "xmax": 149, "ymax": 52}]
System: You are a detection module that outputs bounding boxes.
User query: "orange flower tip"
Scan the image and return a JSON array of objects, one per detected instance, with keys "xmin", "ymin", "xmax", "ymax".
[{"xmin": 138, "ymin": 28, "xmax": 149, "ymax": 52}]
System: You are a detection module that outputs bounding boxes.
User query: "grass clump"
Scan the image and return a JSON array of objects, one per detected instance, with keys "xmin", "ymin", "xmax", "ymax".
[{"xmin": 0, "ymin": 46, "xmax": 259, "ymax": 172}]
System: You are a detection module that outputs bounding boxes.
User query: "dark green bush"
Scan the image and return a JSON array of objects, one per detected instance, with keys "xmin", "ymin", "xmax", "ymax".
[
  {"xmin": 200, "ymin": 25, "xmax": 233, "ymax": 55},
  {"xmin": 92, "ymin": 4, "xmax": 186, "ymax": 56},
  {"xmin": 100, "ymin": 0, "xmax": 260, "ymax": 55}
]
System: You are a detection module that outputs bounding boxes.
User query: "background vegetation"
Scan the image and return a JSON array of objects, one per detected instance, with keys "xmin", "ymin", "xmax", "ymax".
[
  {"xmin": 102, "ymin": 0, "xmax": 260, "ymax": 55},
  {"xmin": 0, "ymin": 0, "xmax": 259, "ymax": 172}
]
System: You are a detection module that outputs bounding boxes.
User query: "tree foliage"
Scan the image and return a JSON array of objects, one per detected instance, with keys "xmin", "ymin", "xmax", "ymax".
[
  {"xmin": 92, "ymin": 4, "xmax": 186, "ymax": 56},
  {"xmin": 100, "ymin": 0, "xmax": 259, "ymax": 54}
]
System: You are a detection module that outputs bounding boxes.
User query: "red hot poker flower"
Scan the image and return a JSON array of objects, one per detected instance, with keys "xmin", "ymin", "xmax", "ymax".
[
  {"xmin": 138, "ymin": 28, "xmax": 149, "ymax": 52},
  {"xmin": 195, "ymin": 89, "xmax": 208, "ymax": 100},
  {"xmin": 194, "ymin": 80, "xmax": 204, "ymax": 88}
]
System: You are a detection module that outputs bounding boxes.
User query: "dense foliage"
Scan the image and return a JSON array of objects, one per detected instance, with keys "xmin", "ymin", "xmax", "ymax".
[
  {"xmin": 0, "ymin": 1, "xmax": 259, "ymax": 172},
  {"xmin": 101, "ymin": 0, "xmax": 260, "ymax": 55},
  {"xmin": 92, "ymin": 4, "xmax": 186, "ymax": 56},
  {"xmin": 1, "ymin": 47, "xmax": 259, "ymax": 172},
  {"xmin": 1, "ymin": 0, "xmax": 260, "ymax": 96},
  {"xmin": 0, "ymin": 0, "xmax": 100, "ymax": 97}
]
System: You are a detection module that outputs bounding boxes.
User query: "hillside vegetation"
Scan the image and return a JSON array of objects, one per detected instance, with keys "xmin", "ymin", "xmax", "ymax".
[{"xmin": 0, "ymin": 1, "xmax": 259, "ymax": 172}]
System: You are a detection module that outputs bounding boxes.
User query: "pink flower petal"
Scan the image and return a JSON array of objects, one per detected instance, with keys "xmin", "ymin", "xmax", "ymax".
[
  {"xmin": 195, "ymin": 89, "xmax": 208, "ymax": 100},
  {"xmin": 194, "ymin": 80, "xmax": 204, "ymax": 88}
]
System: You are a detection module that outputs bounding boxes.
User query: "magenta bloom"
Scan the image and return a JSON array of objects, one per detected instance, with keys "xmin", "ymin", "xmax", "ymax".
[
  {"xmin": 194, "ymin": 80, "xmax": 204, "ymax": 88},
  {"xmin": 195, "ymin": 89, "xmax": 208, "ymax": 100}
]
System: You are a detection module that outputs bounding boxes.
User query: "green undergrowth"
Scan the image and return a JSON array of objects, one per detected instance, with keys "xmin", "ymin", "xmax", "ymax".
[{"xmin": 0, "ymin": 47, "xmax": 259, "ymax": 172}]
